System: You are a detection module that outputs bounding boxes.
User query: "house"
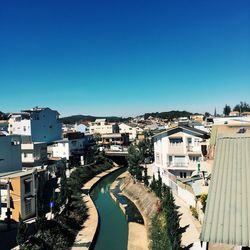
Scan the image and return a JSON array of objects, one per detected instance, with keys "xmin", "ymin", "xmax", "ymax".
[
  {"xmin": 101, "ymin": 133, "xmax": 130, "ymax": 147},
  {"xmin": 229, "ymin": 110, "xmax": 240, "ymax": 116},
  {"xmin": 8, "ymin": 107, "xmax": 62, "ymax": 143},
  {"xmin": 201, "ymin": 134, "xmax": 250, "ymax": 248},
  {"xmin": 0, "ymin": 133, "xmax": 22, "ymax": 173},
  {"xmin": 89, "ymin": 119, "xmax": 119, "ymax": 135},
  {"xmin": 153, "ymin": 125, "xmax": 209, "ymax": 179},
  {"xmin": 74, "ymin": 123, "xmax": 89, "ymax": 134},
  {"xmin": 0, "ymin": 169, "xmax": 47, "ymax": 222},
  {"xmin": 242, "ymin": 111, "xmax": 250, "ymax": 117},
  {"xmin": 118, "ymin": 123, "xmax": 143, "ymax": 141},
  {"xmin": 47, "ymin": 132, "xmax": 93, "ymax": 165}
]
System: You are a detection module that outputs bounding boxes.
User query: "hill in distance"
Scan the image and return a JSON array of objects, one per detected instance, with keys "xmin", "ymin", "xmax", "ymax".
[{"xmin": 60, "ymin": 115, "xmax": 130, "ymax": 124}]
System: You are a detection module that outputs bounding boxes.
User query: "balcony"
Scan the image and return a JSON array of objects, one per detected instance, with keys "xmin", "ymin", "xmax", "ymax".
[
  {"xmin": 168, "ymin": 143, "xmax": 185, "ymax": 155},
  {"xmin": 167, "ymin": 161, "xmax": 198, "ymax": 170}
]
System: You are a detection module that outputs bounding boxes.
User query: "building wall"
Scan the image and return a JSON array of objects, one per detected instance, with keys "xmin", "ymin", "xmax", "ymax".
[
  {"xmin": 48, "ymin": 142, "xmax": 70, "ymax": 160},
  {"xmin": 154, "ymin": 131, "xmax": 203, "ymax": 178},
  {"xmin": 30, "ymin": 109, "xmax": 62, "ymax": 143},
  {"xmin": 119, "ymin": 123, "xmax": 139, "ymax": 141},
  {"xmin": 0, "ymin": 135, "xmax": 22, "ymax": 173},
  {"xmin": 11, "ymin": 177, "xmax": 21, "ymax": 221},
  {"xmin": 9, "ymin": 118, "xmax": 31, "ymax": 136}
]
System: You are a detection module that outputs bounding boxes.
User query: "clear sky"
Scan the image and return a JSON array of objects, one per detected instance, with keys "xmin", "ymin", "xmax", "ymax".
[{"xmin": 0, "ymin": 0, "xmax": 249, "ymax": 117}]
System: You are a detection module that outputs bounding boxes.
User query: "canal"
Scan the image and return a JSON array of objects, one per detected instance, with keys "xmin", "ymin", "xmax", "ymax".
[{"xmin": 90, "ymin": 168, "xmax": 128, "ymax": 250}]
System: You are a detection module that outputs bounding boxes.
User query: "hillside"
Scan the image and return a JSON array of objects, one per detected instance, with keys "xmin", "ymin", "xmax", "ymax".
[
  {"xmin": 144, "ymin": 110, "xmax": 200, "ymax": 120},
  {"xmin": 60, "ymin": 115, "xmax": 129, "ymax": 124}
]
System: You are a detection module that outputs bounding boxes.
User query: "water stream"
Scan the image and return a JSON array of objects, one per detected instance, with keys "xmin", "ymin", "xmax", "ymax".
[{"xmin": 90, "ymin": 168, "xmax": 128, "ymax": 250}]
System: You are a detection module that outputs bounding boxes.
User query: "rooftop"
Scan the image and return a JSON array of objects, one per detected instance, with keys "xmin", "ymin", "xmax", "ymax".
[{"xmin": 200, "ymin": 134, "xmax": 250, "ymax": 246}]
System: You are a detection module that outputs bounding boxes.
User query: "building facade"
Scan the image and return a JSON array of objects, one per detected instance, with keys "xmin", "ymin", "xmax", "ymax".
[
  {"xmin": 89, "ymin": 119, "xmax": 119, "ymax": 135},
  {"xmin": 0, "ymin": 134, "xmax": 22, "ymax": 173},
  {"xmin": 153, "ymin": 125, "xmax": 209, "ymax": 179},
  {"xmin": 8, "ymin": 107, "xmax": 62, "ymax": 143}
]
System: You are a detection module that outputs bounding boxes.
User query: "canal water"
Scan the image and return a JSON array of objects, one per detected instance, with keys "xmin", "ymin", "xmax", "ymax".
[{"xmin": 90, "ymin": 168, "xmax": 128, "ymax": 250}]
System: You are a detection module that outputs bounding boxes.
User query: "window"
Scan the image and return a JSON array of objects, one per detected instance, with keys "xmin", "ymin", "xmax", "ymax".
[
  {"xmin": 187, "ymin": 138, "xmax": 192, "ymax": 144},
  {"xmin": 23, "ymin": 126, "xmax": 26, "ymax": 132},
  {"xmin": 169, "ymin": 138, "xmax": 183, "ymax": 144},
  {"xmin": 180, "ymin": 172, "xmax": 183, "ymax": 178},
  {"xmin": 25, "ymin": 199, "xmax": 32, "ymax": 215},
  {"xmin": 24, "ymin": 153, "xmax": 27, "ymax": 158},
  {"xmin": 183, "ymin": 172, "xmax": 187, "ymax": 178},
  {"xmin": 24, "ymin": 180, "xmax": 31, "ymax": 194}
]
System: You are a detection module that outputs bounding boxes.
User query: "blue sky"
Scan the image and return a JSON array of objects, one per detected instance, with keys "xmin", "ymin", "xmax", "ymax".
[{"xmin": 0, "ymin": 0, "xmax": 249, "ymax": 117}]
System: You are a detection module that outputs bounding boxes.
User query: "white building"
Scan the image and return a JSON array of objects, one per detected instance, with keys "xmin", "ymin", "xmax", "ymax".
[
  {"xmin": 89, "ymin": 119, "xmax": 119, "ymax": 135},
  {"xmin": 8, "ymin": 107, "xmax": 62, "ymax": 143},
  {"xmin": 153, "ymin": 125, "xmax": 209, "ymax": 179},
  {"xmin": 47, "ymin": 133, "xmax": 92, "ymax": 163},
  {"xmin": 118, "ymin": 123, "xmax": 143, "ymax": 141},
  {"xmin": 21, "ymin": 136, "xmax": 48, "ymax": 168},
  {"xmin": 0, "ymin": 133, "xmax": 22, "ymax": 173}
]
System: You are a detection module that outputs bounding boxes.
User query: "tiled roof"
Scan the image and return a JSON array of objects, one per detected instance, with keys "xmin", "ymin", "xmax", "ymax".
[{"xmin": 200, "ymin": 134, "xmax": 250, "ymax": 247}]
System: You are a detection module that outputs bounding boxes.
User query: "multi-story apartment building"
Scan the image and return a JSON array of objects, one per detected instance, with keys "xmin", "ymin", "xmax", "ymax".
[
  {"xmin": 153, "ymin": 125, "xmax": 209, "ymax": 179},
  {"xmin": 0, "ymin": 133, "xmax": 22, "ymax": 173},
  {"xmin": 8, "ymin": 107, "xmax": 62, "ymax": 143},
  {"xmin": 89, "ymin": 119, "xmax": 119, "ymax": 135}
]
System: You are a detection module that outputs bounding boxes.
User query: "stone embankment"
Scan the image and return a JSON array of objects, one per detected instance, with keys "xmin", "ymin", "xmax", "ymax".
[
  {"xmin": 71, "ymin": 165, "xmax": 120, "ymax": 250},
  {"xmin": 110, "ymin": 172, "xmax": 159, "ymax": 250}
]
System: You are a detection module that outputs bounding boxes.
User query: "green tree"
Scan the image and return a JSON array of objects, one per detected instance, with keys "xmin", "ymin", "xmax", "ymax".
[
  {"xmin": 57, "ymin": 166, "xmax": 69, "ymax": 207},
  {"xmin": 150, "ymin": 175, "xmax": 157, "ymax": 192},
  {"xmin": 127, "ymin": 145, "xmax": 142, "ymax": 178},
  {"xmin": 233, "ymin": 101, "xmax": 250, "ymax": 113},
  {"xmin": 223, "ymin": 104, "xmax": 231, "ymax": 116},
  {"xmin": 16, "ymin": 216, "xmax": 29, "ymax": 246},
  {"xmin": 143, "ymin": 167, "xmax": 149, "ymax": 186}
]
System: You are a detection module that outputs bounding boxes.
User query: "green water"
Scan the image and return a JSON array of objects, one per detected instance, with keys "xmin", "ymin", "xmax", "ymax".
[{"xmin": 90, "ymin": 168, "xmax": 128, "ymax": 250}]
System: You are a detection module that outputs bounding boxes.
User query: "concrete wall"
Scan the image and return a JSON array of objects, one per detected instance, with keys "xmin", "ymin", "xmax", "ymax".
[
  {"xmin": 30, "ymin": 109, "xmax": 62, "ymax": 143},
  {"xmin": 0, "ymin": 135, "xmax": 22, "ymax": 173}
]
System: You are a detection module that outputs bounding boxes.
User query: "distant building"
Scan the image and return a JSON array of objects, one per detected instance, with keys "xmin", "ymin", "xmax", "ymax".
[
  {"xmin": 119, "ymin": 123, "xmax": 143, "ymax": 141},
  {"xmin": 89, "ymin": 119, "xmax": 119, "ymax": 135},
  {"xmin": 0, "ymin": 133, "xmax": 22, "ymax": 173},
  {"xmin": 8, "ymin": 107, "xmax": 62, "ymax": 143},
  {"xmin": 229, "ymin": 110, "xmax": 240, "ymax": 116},
  {"xmin": 101, "ymin": 133, "xmax": 129, "ymax": 146},
  {"xmin": 47, "ymin": 132, "xmax": 93, "ymax": 165},
  {"xmin": 74, "ymin": 123, "xmax": 89, "ymax": 134}
]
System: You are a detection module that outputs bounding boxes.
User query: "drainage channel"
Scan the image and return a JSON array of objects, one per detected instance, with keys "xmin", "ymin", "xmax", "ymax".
[{"xmin": 90, "ymin": 168, "xmax": 128, "ymax": 250}]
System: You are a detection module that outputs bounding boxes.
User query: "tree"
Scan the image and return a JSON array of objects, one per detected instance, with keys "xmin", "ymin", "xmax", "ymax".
[
  {"xmin": 127, "ymin": 145, "xmax": 142, "ymax": 179},
  {"xmin": 57, "ymin": 166, "xmax": 69, "ymax": 207},
  {"xmin": 223, "ymin": 104, "xmax": 231, "ymax": 116},
  {"xmin": 233, "ymin": 101, "xmax": 250, "ymax": 113},
  {"xmin": 150, "ymin": 175, "xmax": 157, "ymax": 192},
  {"xmin": 143, "ymin": 167, "xmax": 149, "ymax": 186},
  {"xmin": 16, "ymin": 216, "xmax": 29, "ymax": 246}
]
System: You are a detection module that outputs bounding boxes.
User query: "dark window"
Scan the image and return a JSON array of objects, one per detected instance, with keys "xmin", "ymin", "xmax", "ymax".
[
  {"xmin": 24, "ymin": 181, "xmax": 31, "ymax": 194},
  {"xmin": 184, "ymin": 172, "xmax": 187, "ymax": 178},
  {"xmin": 169, "ymin": 138, "xmax": 183, "ymax": 144},
  {"xmin": 180, "ymin": 172, "xmax": 183, "ymax": 178}
]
